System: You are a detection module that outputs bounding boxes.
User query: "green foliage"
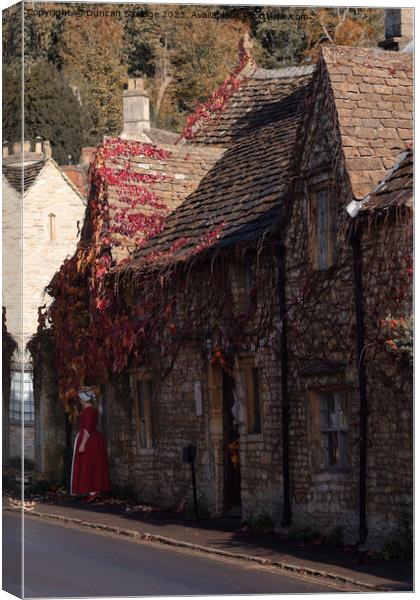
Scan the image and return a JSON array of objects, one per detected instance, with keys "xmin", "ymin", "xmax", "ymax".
[
  {"xmin": 384, "ymin": 316, "xmax": 413, "ymax": 368},
  {"xmin": 247, "ymin": 511, "xmax": 275, "ymax": 534},
  {"xmin": 325, "ymin": 526, "xmax": 344, "ymax": 548},
  {"xmin": 381, "ymin": 516, "xmax": 413, "ymax": 560},
  {"xmin": 288, "ymin": 526, "xmax": 322, "ymax": 542},
  {"xmin": 3, "ymin": 61, "xmax": 92, "ymax": 164},
  {"xmin": 58, "ymin": 13, "xmax": 127, "ymax": 141},
  {"xmin": 29, "ymin": 478, "xmax": 51, "ymax": 496},
  {"xmin": 2, "ymin": 4, "xmax": 386, "ymax": 146},
  {"xmin": 185, "ymin": 492, "xmax": 211, "ymax": 518}
]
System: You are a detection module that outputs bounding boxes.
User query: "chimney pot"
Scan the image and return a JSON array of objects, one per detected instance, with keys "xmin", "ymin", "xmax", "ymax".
[
  {"xmin": 13, "ymin": 142, "xmax": 23, "ymax": 155},
  {"xmin": 35, "ymin": 136, "xmax": 43, "ymax": 154},
  {"xmin": 380, "ymin": 8, "xmax": 414, "ymax": 51}
]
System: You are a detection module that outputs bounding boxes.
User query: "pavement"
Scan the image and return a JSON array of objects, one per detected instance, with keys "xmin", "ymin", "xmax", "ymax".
[{"xmin": 3, "ymin": 494, "xmax": 413, "ymax": 592}]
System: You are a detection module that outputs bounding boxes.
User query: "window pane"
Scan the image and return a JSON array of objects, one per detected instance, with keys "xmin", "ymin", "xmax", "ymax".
[
  {"xmin": 10, "ymin": 370, "xmax": 34, "ymax": 423},
  {"xmin": 326, "ymin": 431, "xmax": 339, "ymax": 466},
  {"xmin": 336, "ymin": 393, "xmax": 348, "ymax": 430},
  {"xmin": 320, "ymin": 393, "xmax": 335, "ymax": 430}
]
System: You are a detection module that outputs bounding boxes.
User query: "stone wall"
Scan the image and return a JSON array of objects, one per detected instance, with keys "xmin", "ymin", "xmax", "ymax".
[
  {"xmin": 33, "ymin": 341, "xmax": 67, "ymax": 483},
  {"xmin": 3, "ymin": 158, "xmax": 85, "ymax": 461},
  {"xmin": 282, "ymin": 64, "xmax": 413, "ymax": 546},
  {"xmin": 100, "ymin": 251, "xmax": 286, "ymax": 521},
  {"xmin": 9, "ymin": 423, "xmax": 34, "ymax": 460}
]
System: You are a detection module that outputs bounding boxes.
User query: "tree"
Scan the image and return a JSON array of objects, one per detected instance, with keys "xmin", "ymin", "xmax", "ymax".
[
  {"xmin": 58, "ymin": 13, "xmax": 127, "ymax": 142},
  {"xmin": 302, "ymin": 8, "xmax": 384, "ymax": 62},
  {"xmin": 3, "ymin": 61, "xmax": 92, "ymax": 164},
  {"xmin": 122, "ymin": 5, "xmax": 245, "ymax": 131}
]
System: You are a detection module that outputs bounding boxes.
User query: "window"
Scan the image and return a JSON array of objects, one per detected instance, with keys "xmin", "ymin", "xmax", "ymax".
[
  {"xmin": 241, "ymin": 359, "xmax": 262, "ymax": 434},
  {"xmin": 10, "ymin": 370, "xmax": 34, "ymax": 424},
  {"xmin": 48, "ymin": 213, "xmax": 56, "ymax": 241},
  {"xmin": 308, "ymin": 184, "xmax": 336, "ymax": 270},
  {"xmin": 133, "ymin": 374, "xmax": 155, "ymax": 449},
  {"xmin": 320, "ymin": 392, "xmax": 348, "ymax": 470}
]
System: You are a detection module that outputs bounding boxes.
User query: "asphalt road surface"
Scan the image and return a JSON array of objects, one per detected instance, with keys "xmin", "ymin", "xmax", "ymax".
[{"xmin": 4, "ymin": 512, "xmax": 338, "ymax": 597}]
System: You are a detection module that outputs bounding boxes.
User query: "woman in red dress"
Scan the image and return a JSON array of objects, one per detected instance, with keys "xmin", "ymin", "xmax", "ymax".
[{"xmin": 70, "ymin": 390, "xmax": 110, "ymax": 502}]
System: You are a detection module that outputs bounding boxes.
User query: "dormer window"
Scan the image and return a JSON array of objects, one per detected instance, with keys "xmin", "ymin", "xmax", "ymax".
[
  {"xmin": 48, "ymin": 213, "xmax": 56, "ymax": 241},
  {"xmin": 308, "ymin": 183, "xmax": 336, "ymax": 270}
]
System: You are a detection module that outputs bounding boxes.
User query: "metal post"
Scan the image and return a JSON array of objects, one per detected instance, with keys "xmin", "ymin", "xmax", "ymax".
[
  {"xmin": 351, "ymin": 229, "xmax": 368, "ymax": 544},
  {"xmin": 190, "ymin": 449, "xmax": 199, "ymax": 520}
]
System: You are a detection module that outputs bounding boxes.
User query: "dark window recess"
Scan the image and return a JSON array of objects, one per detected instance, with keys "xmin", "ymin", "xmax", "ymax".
[
  {"xmin": 320, "ymin": 392, "xmax": 348, "ymax": 469},
  {"xmin": 243, "ymin": 363, "xmax": 262, "ymax": 434},
  {"xmin": 309, "ymin": 184, "xmax": 337, "ymax": 270},
  {"xmin": 136, "ymin": 378, "xmax": 155, "ymax": 448}
]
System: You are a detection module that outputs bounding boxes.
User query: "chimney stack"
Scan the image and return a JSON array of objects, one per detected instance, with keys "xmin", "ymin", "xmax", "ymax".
[
  {"xmin": 2, "ymin": 137, "xmax": 51, "ymax": 164},
  {"xmin": 379, "ymin": 8, "xmax": 414, "ymax": 51},
  {"xmin": 120, "ymin": 78, "xmax": 151, "ymax": 140}
]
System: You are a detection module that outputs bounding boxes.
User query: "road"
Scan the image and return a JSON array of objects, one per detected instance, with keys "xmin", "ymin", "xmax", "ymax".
[{"xmin": 4, "ymin": 512, "xmax": 338, "ymax": 597}]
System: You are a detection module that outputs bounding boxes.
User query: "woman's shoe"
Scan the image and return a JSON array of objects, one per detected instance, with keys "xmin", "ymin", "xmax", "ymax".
[{"xmin": 85, "ymin": 492, "xmax": 99, "ymax": 504}]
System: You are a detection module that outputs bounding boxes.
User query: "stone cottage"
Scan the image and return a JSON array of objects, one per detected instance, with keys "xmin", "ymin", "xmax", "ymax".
[
  {"xmin": 2, "ymin": 139, "xmax": 86, "ymax": 464},
  {"xmin": 38, "ymin": 16, "xmax": 412, "ymax": 548},
  {"xmin": 36, "ymin": 78, "xmax": 222, "ymax": 482},
  {"xmin": 281, "ymin": 46, "xmax": 413, "ymax": 545},
  {"xmin": 104, "ymin": 43, "xmax": 412, "ymax": 547}
]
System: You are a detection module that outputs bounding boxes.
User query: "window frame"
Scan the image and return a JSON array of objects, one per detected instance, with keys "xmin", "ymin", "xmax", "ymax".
[{"xmin": 308, "ymin": 179, "xmax": 337, "ymax": 271}]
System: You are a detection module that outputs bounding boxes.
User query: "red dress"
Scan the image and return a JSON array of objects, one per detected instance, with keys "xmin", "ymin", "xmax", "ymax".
[{"xmin": 71, "ymin": 406, "xmax": 110, "ymax": 495}]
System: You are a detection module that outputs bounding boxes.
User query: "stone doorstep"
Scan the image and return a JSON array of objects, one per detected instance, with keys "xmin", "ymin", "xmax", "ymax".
[{"xmin": 3, "ymin": 505, "xmax": 407, "ymax": 593}]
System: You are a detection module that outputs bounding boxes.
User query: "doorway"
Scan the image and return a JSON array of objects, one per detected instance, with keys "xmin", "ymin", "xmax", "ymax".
[{"xmin": 223, "ymin": 370, "xmax": 241, "ymax": 512}]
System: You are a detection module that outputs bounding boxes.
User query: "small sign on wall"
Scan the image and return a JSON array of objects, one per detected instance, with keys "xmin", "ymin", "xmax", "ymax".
[{"xmin": 194, "ymin": 380, "xmax": 203, "ymax": 416}]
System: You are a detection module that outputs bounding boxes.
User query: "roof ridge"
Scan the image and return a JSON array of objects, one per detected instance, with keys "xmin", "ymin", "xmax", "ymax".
[
  {"xmin": 252, "ymin": 65, "xmax": 316, "ymax": 79},
  {"xmin": 2, "ymin": 158, "xmax": 47, "ymax": 194}
]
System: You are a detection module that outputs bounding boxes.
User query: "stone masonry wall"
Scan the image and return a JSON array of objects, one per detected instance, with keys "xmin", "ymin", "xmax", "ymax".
[
  {"xmin": 107, "ymin": 249, "xmax": 286, "ymax": 522},
  {"xmin": 3, "ymin": 160, "xmax": 84, "ymax": 462},
  {"xmin": 283, "ymin": 64, "xmax": 412, "ymax": 546}
]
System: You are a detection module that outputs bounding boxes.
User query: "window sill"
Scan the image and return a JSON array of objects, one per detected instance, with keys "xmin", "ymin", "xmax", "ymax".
[{"xmin": 9, "ymin": 420, "xmax": 35, "ymax": 428}]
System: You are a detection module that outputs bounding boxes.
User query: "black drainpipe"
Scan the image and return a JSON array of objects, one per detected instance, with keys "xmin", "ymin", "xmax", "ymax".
[
  {"xmin": 350, "ymin": 226, "xmax": 368, "ymax": 544},
  {"xmin": 275, "ymin": 243, "xmax": 292, "ymax": 526}
]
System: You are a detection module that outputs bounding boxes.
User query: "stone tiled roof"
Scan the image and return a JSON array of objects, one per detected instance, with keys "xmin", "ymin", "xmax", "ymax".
[
  {"xmin": 186, "ymin": 66, "xmax": 315, "ymax": 146},
  {"xmin": 123, "ymin": 68, "xmax": 314, "ymax": 268},
  {"xmin": 2, "ymin": 160, "xmax": 46, "ymax": 193},
  {"xmin": 322, "ymin": 46, "xmax": 413, "ymax": 199},
  {"xmin": 358, "ymin": 148, "xmax": 413, "ymax": 214},
  {"xmin": 60, "ymin": 165, "xmax": 88, "ymax": 198},
  {"xmin": 87, "ymin": 142, "xmax": 222, "ymax": 262}
]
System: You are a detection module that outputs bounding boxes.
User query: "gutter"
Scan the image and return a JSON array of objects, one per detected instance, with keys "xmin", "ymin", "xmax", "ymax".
[
  {"xmin": 275, "ymin": 243, "xmax": 292, "ymax": 526},
  {"xmin": 350, "ymin": 227, "xmax": 368, "ymax": 544}
]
